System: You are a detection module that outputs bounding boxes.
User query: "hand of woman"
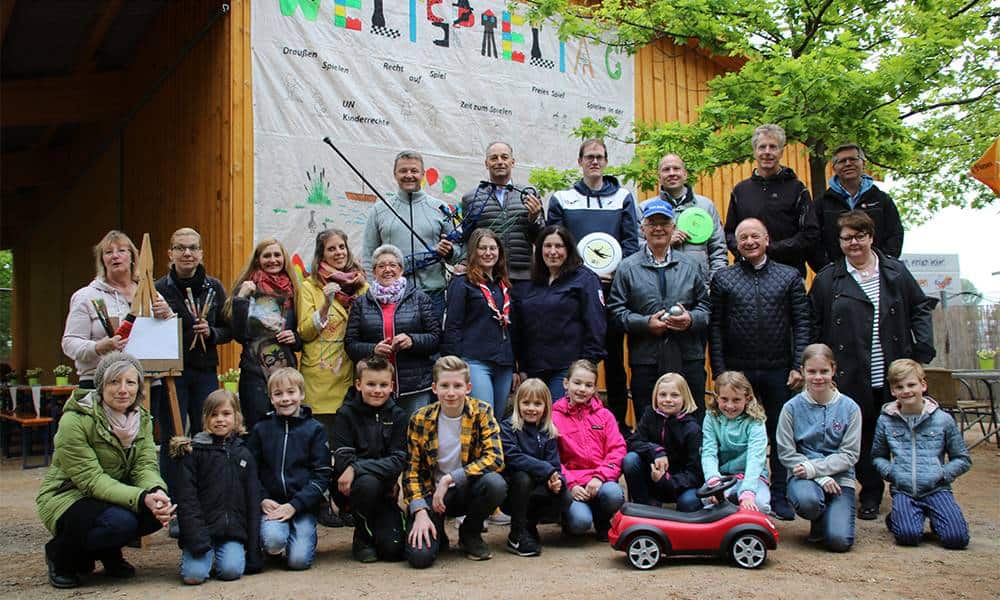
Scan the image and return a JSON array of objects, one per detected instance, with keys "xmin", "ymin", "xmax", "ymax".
[
  {"xmin": 95, "ymin": 335, "xmax": 126, "ymax": 355},
  {"xmin": 322, "ymin": 282, "xmax": 341, "ymax": 298},
  {"xmin": 192, "ymin": 318, "xmax": 210, "ymax": 337},
  {"xmin": 144, "ymin": 490, "xmax": 175, "ymax": 525},
  {"xmin": 391, "ymin": 334, "xmax": 413, "ymax": 351},
  {"xmin": 374, "ymin": 338, "xmax": 394, "ymax": 357},
  {"xmin": 275, "ymin": 329, "xmax": 296, "ymax": 345},
  {"xmin": 238, "ymin": 281, "xmax": 257, "ymax": 298},
  {"xmin": 151, "ymin": 294, "xmax": 173, "ymax": 319}
]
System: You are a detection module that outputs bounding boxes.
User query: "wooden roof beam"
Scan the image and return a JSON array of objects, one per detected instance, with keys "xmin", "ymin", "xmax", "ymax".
[{"xmin": 76, "ymin": 0, "xmax": 125, "ymax": 73}]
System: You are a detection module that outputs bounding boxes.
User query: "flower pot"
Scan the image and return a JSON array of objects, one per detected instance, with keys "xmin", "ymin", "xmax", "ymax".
[
  {"xmin": 28, "ymin": 378, "xmax": 40, "ymax": 387},
  {"xmin": 55, "ymin": 376, "xmax": 70, "ymax": 386},
  {"xmin": 979, "ymin": 356, "xmax": 996, "ymax": 371},
  {"xmin": 223, "ymin": 381, "xmax": 239, "ymax": 393}
]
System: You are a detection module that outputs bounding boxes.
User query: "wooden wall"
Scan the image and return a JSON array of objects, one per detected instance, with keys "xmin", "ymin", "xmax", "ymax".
[{"xmin": 7, "ymin": 0, "xmax": 253, "ymax": 378}]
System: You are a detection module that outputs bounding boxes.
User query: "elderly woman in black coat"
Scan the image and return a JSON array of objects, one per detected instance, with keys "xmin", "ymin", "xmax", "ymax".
[
  {"xmin": 345, "ymin": 244, "xmax": 441, "ymax": 414},
  {"xmin": 809, "ymin": 210, "xmax": 937, "ymax": 521}
]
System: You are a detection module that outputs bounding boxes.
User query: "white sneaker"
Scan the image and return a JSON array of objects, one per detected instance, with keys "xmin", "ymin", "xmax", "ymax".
[{"xmin": 454, "ymin": 515, "xmax": 489, "ymax": 532}]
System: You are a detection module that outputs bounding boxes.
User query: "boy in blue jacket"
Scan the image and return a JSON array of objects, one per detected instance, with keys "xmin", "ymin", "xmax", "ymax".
[
  {"xmin": 248, "ymin": 367, "xmax": 332, "ymax": 570},
  {"xmin": 331, "ymin": 356, "xmax": 408, "ymax": 563},
  {"xmin": 873, "ymin": 359, "xmax": 971, "ymax": 549}
]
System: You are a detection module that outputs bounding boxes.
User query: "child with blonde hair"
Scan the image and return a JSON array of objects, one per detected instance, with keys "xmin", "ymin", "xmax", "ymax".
[
  {"xmin": 499, "ymin": 379, "xmax": 567, "ymax": 556},
  {"xmin": 702, "ymin": 371, "xmax": 770, "ymax": 512},
  {"xmin": 172, "ymin": 390, "xmax": 262, "ymax": 584},
  {"xmin": 623, "ymin": 373, "xmax": 704, "ymax": 511}
]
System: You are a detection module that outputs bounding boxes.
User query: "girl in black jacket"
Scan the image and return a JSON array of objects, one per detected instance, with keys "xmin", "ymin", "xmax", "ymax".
[
  {"xmin": 499, "ymin": 379, "xmax": 569, "ymax": 557},
  {"xmin": 622, "ymin": 373, "xmax": 704, "ymax": 511},
  {"xmin": 172, "ymin": 390, "xmax": 262, "ymax": 585}
]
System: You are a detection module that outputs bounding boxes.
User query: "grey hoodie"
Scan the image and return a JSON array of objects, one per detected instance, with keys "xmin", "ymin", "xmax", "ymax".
[{"xmin": 61, "ymin": 278, "xmax": 133, "ymax": 379}]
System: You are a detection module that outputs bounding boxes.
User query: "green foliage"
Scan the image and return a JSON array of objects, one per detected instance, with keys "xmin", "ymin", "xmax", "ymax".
[
  {"xmin": 0, "ymin": 250, "xmax": 11, "ymax": 358},
  {"xmin": 528, "ymin": 166, "xmax": 581, "ymax": 197},
  {"xmin": 524, "ymin": 0, "xmax": 999, "ymax": 221}
]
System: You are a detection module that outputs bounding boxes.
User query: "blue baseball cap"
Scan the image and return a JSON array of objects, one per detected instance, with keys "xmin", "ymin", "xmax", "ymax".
[{"xmin": 641, "ymin": 199, "xmax": 675, "ymax": 220}]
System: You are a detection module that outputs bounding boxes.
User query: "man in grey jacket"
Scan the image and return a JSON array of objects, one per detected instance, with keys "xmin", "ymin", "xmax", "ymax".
[
  {"xmin": 639, "ymin": 154, "xmax": 727, "ymax": 282},
  {"xmin": 608, "ymin": 199, "xmax": 711, "ymax": 423},
  {"xmin": 363, "ymin": 150, "xmax": 459, "ymax": 318}
]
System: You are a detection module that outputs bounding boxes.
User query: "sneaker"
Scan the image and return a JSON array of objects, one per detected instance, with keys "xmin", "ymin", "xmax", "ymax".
[
  {"xmin": 458, "ymin": 534, "xmax": 493, "ymax": 561},
  {"xmin": 352, "ymin": 528, "xmax": 377, "ymax": 563},
  {"xmin": 806, "ymin": 521, "xmax": 824, "ymax": 544},
  {"xmin": 318, "ymin": 504, "xmax": 345, "ymax": 528},
  {"xmin": 100, "ymin": 553, "xmax": 136, "ymax": 579},
  {"xmin": 454, "ymin": 515, "xmax": 488, "ymax": 532},
  {"xmin": 45, "ymin": 547, "xmax": 81, "ymax": 589},
  {"xmin": 505, "ymin": 532, "xmax": 541, "ymax": 557},
  {"xmin": 527, "ymin": 523, "xmax": 541, "ymax": 542},
  {"xmin": 595, "ymin": 526, "xmax": 610, "ymax": 543},
  {"xmin": 770, "ymin": 496, "xmax": 796, "ymax": 521},
  {"xmin": 859, "ymin": 503, "xmax": 879, "ymax": 521},
  {"xmin": 488, "ymin": 510, "xmax": 511, "ymax": 526}
]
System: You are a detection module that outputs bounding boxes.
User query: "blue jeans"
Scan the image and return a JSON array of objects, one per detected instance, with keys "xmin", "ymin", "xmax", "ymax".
[
  {"xmin": 158, "ymin": 367, "xmax": 220, "ymax": 490},
  {"xmin": 260, "ymin": 512, "xmax": 318, "ymax": 570},
  {"xmin": 887, "ymin": 490, "xmax": 968, "ymax": 549},
  {"xmin": 528, "ymin": 368, "xmax": 568, "ymax": 401},
  {"xmin": 180, "ymin": 540, "xmax": 245, "ymax": 582},
  {"xmin": 465, "ymin": 358, "xmax": 513, "ymax": 420},
  {"xmin": 622, "ymin": 452, "xmax": 701, "ymax": 511},
  {"xmin": 397, "ymin": 391, "xmax": 433, "ymax": 417},
  {"xmin": 563, "ymin": 481, "xmax": 625, "ymax": 535},
  {"xmin": 787, "ymin": 478, "xmax": 856, "ymax": 552}
]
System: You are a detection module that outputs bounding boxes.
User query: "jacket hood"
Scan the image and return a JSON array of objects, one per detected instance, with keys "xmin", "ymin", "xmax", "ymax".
[
  {"xmin": 573, "ymin": 175, "xmax": 622, "ymax": 199},
  {"xmin": 553, "ymin": 395, "xmax": 605, "ymax": 415},
  {"xmin": 751, "ymin": 166, "xmax": 798, "ymax": 183},
  {"xmin": 881, "ymin": 395, "xmax": 939, "ymax": 418},
  {"xmin": 827, "ymin": 174, "xmax": 874, "ymax": 200}
]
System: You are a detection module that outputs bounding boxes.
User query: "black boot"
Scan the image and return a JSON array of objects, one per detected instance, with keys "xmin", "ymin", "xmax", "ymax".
[
  {"xmin": 98, "ymin": 549, "xmax": 136, "ymax": 579},
  {"xmin": 45, "ymin": 542, "xmax": 81, "ymax": 589}
]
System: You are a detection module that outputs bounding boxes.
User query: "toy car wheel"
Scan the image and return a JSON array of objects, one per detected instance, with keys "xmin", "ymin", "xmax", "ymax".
[
  {"xmin": 730, "ymin": 533, "xmax": 767, "ymax": 569},
  {"xmin": 626, "ymin": 534, "xmax": 662, "ymax": 570}
]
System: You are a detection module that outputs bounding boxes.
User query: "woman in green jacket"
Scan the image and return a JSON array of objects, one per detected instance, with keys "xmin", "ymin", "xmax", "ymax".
[{"xmin": 36, "ymin": 352, "xmax": 175, "ymax": 588}]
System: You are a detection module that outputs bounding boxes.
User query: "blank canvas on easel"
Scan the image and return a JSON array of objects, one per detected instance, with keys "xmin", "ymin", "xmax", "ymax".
[{"xmin": 125, "ymin": 316, "xmax": 183, "ymax": 372}]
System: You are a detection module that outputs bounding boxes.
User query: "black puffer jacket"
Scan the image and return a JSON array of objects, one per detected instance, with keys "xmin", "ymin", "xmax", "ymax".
[
  {"xmin": 330, "ymin": 389, "xmax": 408, "ymax": 484},
  {"xmin": 171, "ymin": 433, "xmax": 262, "ymax": 572},
  {"xmin": 724, "ymin": 167, "xmax": 819, "ymax": 276},
  {"xmin": 709, "ymin": 259, "xmax": 812, "ymax": 375},
  {"xmin": 814, "ymin": 185, "xmax": 904, "ymax": 266},
  {"xmin": 345, "ymin": 282, "xmax": 440, "ymax": 396},
  {"xmin": 461, "ymin": 182, "xmax": 544, "ymax": 281},
  {"xmin": 627, "ymin": 409, "xmax": 704, "ymax": 493}
]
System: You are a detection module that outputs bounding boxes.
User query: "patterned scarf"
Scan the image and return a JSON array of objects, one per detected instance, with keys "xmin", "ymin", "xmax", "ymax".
[
  {"xmin": 317, "ymin": 263, "xmax": 364, "ymax": 308},
  {"xmin": 250, "ymin": 270, "xmax": 294, "ymax": 310},
  {"xmin": 102, "ymin": 402, "xmax": 140, "ymax": 449},
  {"xmin": 371, "ymin": 276, "xmax": 408, "ymax": 305}
]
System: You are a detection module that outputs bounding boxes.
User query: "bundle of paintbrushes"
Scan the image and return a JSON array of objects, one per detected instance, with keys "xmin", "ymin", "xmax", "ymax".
[
  {"xmin": 90, "ymin": 299, "xmax": 116, "ymax": 338},
  {"xmin": 184, "ymin": 287, "xmax": 215, "ymax": 351}
]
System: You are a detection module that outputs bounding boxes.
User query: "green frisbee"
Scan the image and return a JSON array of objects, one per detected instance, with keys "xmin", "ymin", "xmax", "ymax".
[{"xmin": 676, "ymin": 207, "xmax": 714, "ymax": 244}]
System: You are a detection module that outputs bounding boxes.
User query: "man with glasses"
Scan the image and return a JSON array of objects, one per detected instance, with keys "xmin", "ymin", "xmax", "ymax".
[
  {"xmin": 152, "ymin": 227, "xmax": 232, "ymax": 493},
  {"xmin": 547, "ymin": 138, "xmax": 639, "ymax": 426},
  {"xmin": 814, "ymin": 143, "xmax": 904, "ymax": 267},
  {"xmin": 608, "ymin": 199, "xmax": 710, "ymax": 423},
  {"xmin": 724, "ymin": 124, "xmax": 819, "ymax": 277}
]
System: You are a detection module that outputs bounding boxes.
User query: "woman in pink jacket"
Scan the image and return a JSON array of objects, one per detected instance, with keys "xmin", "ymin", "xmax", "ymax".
[{"xmin": 551, "ymin": 360, "xmax": 626, "ymax": 541}]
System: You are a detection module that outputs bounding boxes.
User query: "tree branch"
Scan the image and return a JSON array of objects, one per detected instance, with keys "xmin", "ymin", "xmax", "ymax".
[
  {"xmin": 900, "ymin": 84, "xmax": 999, "ymax": 118},
  {"xmin": 950, "ymin": 0, "xmax": 984, "ymax": 19},
  {"xmin": 792, "ymin": 0, "xmax": 836, "ymax": 58}
]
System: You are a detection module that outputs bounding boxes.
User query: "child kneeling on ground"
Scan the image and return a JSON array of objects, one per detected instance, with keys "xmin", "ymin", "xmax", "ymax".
[
  {"xmin": 331, "ymin": 356, "xmax": 408, "ymax": 563},
  {"xmin": 172, "ymin": 390, "xmax": 262, "ymax": 584},
  {"xmin": 499, "ymin": 378, "xmax": 570, "ymax": 556},
  {"xmin": 873, "ymin": 359, "xmax": 971, "ymax": 549},
  {"xmin": 404, "ymin": 356, "xmax": 506, "ymax": 567},
  {"xmin": 248, "ymin": 367, "xmax": 332, "ymax": 570},
  {"xmin": 552, "ymin": 360, "xmax": 626, "ymax": 541},
  {"xmin": 623, "ymin": 372, "xmax": 704, "ymax": 511}
]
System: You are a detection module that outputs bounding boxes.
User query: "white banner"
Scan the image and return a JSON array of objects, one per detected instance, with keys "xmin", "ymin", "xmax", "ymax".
[{"xmin": 251, "ymin": 0, "xmax": 635, "ymax": 274}]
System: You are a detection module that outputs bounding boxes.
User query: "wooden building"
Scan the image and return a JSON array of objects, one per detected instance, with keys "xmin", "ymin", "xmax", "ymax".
[{"xmin": 0, "ymin": 1, "xmax": 812, "ymax": 378}]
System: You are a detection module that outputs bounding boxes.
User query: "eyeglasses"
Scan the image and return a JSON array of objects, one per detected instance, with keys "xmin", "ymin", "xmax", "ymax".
[
  {"xmin": 374, "ymin": 262, "xmax": 401, "ymax": 270},
  {"xmin": 834, "ymin": 156, "xmax": 862, "ymax": 165},
  {"xmin": 171, "ymin": 244, "xmax": 202, "ymax": 253},
  {"xmin": 582, "ymin": 153, "xmax": 606, "ymax": 163},
  {"xmin": 643, "ymin": 221, "xmax": 671, "ymax": 231},
  {"xmin": 838, "ymin": 233, "xmax": 870, "ymax": 243}
]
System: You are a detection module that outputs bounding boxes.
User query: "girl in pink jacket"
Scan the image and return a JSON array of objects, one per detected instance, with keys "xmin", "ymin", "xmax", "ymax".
[{"xmin": 551, "ymin": 360, "xmax": 626, "ymax": 541}]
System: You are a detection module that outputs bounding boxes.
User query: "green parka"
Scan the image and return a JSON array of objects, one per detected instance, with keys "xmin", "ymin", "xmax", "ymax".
[{"xmin": 36, "ymin": 390, "xmax": 165, "ymax": 534}]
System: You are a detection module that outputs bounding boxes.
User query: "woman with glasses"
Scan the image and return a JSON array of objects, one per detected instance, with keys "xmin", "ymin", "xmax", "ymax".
[
  {"xmin": 153, "ymin": 228, "xmax": 232, "ymax": 489},
  {"xmin": 345, "ymin": 244, "xmax": 440, "ymax": 415},
  {"xmin": 809, "ymin": 210, "xmax": 936, "ymax": 522}
]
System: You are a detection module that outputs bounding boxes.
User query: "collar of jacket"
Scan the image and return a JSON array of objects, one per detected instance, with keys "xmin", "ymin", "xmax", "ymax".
[
  {"xmin": 659, "ymin": 185, "xmax": 694, "ymax": 208},
  {"xmin": 393, "ymin": 189, "xmax": 428, "ymax": 204},
  {"xmin": 343, "ymin": 388, "xmax": 400, "ymax": 415},
  {"xmin": 555, "ymin": 396, "xmax": 602, "ymax": 415},
  {"xmin": 67, "ymin": 390, "xmax": 148, "ymax": 450},
  {"xmin": 263, "ymin": 404, "xmax": 314, "ymax": 422},
  {"xmin": 881, "ymin": 395, "xmax": 939, "ymax": 420},
  {"xmin": 637, "ymin": 246, "xmax": 679, "ymax": 268},
  {"xmin": 751, "ymin": 166, "xmax": 798, "ymax": 183},
  {"xmin": 829, "ymin": 248, "xmax": 902, "ymax": 283}
]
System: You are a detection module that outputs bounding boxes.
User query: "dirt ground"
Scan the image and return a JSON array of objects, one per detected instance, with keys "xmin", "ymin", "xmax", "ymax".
[{"xmin": 1, "ymin": 441, "xmax": 997, "ymax": 600}]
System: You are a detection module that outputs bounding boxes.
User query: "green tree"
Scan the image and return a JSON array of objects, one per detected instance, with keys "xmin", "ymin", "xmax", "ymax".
[
  {"xmin": 524, "ymin": 0, "xmax": 999, "ymax": 222},
  {"xmin": 0, "ymin": 250, "xmax": 11, "ymax": 359}
]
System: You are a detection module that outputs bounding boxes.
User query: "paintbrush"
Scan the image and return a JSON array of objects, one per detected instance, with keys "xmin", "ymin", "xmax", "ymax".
[{"xmin": 91, "ymin": 299, "xmax": 115, "ymax": 337}]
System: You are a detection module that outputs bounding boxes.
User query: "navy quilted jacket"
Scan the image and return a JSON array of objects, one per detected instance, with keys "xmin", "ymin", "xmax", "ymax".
[{"xmin": 709, "ymin": 259, "xmax": 811, "ymax": 374}]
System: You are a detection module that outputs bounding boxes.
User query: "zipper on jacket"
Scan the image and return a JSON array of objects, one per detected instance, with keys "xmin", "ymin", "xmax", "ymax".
[
  {"xmin": 909, "ymin": 418, "xmax": 917, "ymax": 494},
  {"xmin": 225, "ymin": 441, "xmax": 232, "ymax": 533},
  {"xmin": 280, "ymin": 420, "xmax": 289, "ymax": 498}
]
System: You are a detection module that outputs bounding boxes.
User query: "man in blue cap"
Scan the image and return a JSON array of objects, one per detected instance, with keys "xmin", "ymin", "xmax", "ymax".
[{"xmin": 608, "ymin": 199, "xmax": 711, "ymax": 422}]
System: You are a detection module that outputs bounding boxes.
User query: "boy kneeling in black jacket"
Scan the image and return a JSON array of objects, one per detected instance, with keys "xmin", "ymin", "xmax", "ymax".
[{"xmin": 332, "ymin": 356, "xmax": 408, "ymax": 562}]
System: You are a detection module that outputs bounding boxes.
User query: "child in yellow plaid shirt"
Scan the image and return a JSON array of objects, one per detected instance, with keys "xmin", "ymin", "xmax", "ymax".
[{"xmin": 404, "ymin": 356, "xmax": 506, "ymax": 567}]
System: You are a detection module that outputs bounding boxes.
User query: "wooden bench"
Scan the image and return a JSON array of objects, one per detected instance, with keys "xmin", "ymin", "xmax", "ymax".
[{"xmin": 0, "ymin": 411, "xmax": 55, "ymax": 469}]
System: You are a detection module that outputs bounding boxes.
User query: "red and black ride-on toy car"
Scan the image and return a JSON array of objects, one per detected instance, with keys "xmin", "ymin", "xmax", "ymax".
[{"xmin": 609, "ymin": 475, "xmax": 779, "ymax": 570}]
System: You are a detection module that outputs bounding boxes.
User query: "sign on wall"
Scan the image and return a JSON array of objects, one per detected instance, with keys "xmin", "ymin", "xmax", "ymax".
[
  {"xmin": 899, "ymin": 253, "xmax": 961, "ymax": 300},
  {"xmin": 251, "ymin": 0, "xmax": 635, "ymax": 274}
]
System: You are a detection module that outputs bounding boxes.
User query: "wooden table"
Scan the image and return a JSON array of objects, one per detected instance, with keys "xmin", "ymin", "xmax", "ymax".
[
  {"xmin": 951, "ymin": 370, "xmax": 999, "ymax": 449},
  {"xmin": 0, "ymin": 411, "xmax": 55, "ymax": 468}
]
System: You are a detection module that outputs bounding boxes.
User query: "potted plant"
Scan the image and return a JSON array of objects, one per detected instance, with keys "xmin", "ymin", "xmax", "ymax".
[
  {"xmin": 25, "ymin": 368, "xmax": 43, "ymax": 387},
  {"xmin": 977, "ymin": 348, "xmax": 996, "ymax": 371},
  {"xmin": 219, "ymin": 368, "xmax": 240, "ymax": 393},
  {"xmin": 53, "ymin": 364, "xmax": 74, "ymax": 386}
]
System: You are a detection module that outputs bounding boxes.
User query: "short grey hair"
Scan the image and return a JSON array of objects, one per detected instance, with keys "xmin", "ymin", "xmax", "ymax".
[
  {"xmin": 751, "ymin": 124, "xmax": 786, "ymax": 150},
  {"xmin": 372, "ymin": 244, "xmax": 405, "ymax": 268},
  {"xmin": 831, "ymin": 142, "xmax": 866, "ymax": 163},
  {"xmin": 94, "ymin": 351, "xmax": 145, "ymax": 408},
  {"xmin": 485, "ymin": 141, "xmax": 513, "ymax": 157},
  {"xmin": 393, "ymin": 150, "xmax": 424, "ymax": 170}
]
